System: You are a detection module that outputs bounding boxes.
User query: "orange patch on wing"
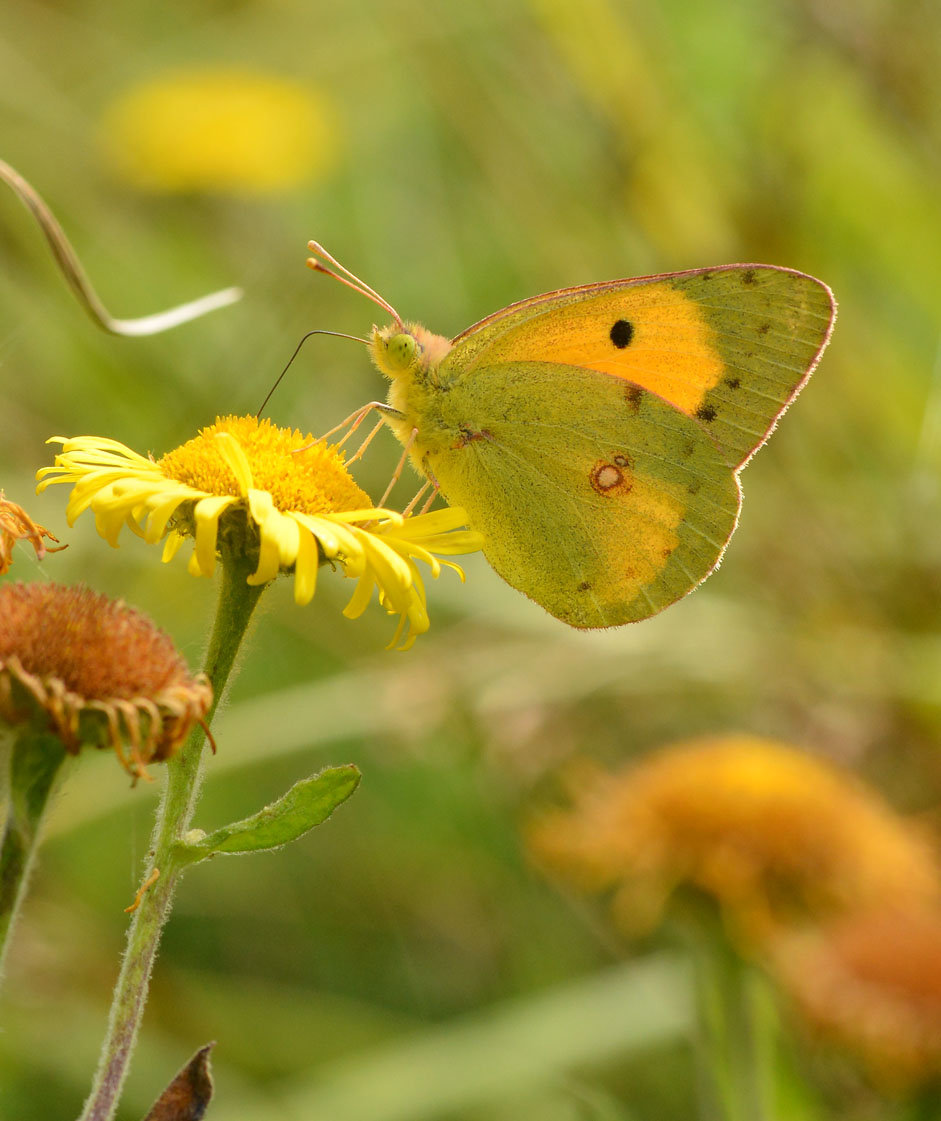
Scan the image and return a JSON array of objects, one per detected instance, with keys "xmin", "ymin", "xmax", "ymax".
[{"xmin": 480, "ymin": 284, "xmax": 725, "ymax": 415}]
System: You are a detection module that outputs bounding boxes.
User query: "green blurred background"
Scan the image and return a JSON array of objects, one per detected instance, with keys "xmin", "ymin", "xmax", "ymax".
[{"xmin": 1, "ymin": 0, "xmax": 940, "ymax": 1117}]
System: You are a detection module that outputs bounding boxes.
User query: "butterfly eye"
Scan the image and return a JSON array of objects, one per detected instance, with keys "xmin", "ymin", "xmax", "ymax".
[{"xmin": 387, "ymin": 332, "xmax": 419, "ymax": 370}]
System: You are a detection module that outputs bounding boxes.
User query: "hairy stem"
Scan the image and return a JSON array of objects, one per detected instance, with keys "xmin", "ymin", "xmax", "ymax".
[{"xmin": 78, "ymin": 558, "xmax": 264, "ymax": 1121}]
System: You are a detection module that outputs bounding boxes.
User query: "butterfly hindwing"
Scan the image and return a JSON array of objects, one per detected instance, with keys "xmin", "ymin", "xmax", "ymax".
[{"xmin": 421, "ymin": 361, "xmax": 742, "ymax": 627}]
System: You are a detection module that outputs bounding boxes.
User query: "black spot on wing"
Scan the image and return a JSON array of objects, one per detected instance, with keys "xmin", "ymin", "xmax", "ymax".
[
  {"xmin": 610, "ymin": 319, "xmax": 634, "ymax": 348},
  {"xmin": 696, "ymin": 404, "xmax": 718, "ymax": 422}
]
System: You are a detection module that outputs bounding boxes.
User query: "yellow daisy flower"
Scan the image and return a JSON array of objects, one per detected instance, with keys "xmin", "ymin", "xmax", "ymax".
[
  {"xmin": 37, "ymin": 415, "xmax": 481, "ymax": 649},
  {"xmin": 99, "ymin": 67, "xmax": 337, "ymax": 195},
  {"xmin": 528, "ymin": 735, "xmax": 940, "ymax": 945},
  {"xmin": 0, "ymin": 582, "xmax": 211, "ymax": 779}
]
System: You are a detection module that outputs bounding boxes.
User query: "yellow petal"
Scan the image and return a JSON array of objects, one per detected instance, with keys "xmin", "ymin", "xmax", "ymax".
[
  {"xmin": 193, "ymin": 495, "xmax": 237, "ymax": 575},
  {"xmin": 292, "ymin": 526, "xmax": 320, "ymax": 605}
]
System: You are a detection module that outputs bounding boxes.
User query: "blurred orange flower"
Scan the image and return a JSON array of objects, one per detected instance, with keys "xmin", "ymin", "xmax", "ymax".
[
  {"xmin": 528, "ymin": 735, "xmax": 940, "ymax": 944},
  {"xmin": 775, "ymin": 906, "xmax": 941, "ymax": 1090}
]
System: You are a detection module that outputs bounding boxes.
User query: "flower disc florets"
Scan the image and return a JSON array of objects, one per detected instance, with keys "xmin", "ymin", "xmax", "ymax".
[
  {"xmin": 0, "ymin": 583, "xmax": 212, "ymax": 779},
  {"xmin": 37, "ymin": 416, "xmax": 482, "ymax": 649}
]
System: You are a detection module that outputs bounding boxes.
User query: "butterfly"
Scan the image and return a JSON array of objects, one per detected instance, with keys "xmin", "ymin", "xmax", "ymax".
[{"xmin": 307, "ymin": 242, "xmax": 836, "ymax": 628}]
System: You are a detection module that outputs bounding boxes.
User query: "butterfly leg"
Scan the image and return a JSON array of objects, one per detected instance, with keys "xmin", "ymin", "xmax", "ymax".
[
  {"xmin": 402, "ymin": 479, "xmax": 432, "ymax": 516},
  {"xmin": 418, "ymin": 480, "xmax": 441, "ymax": 515},
  {"xmin": 295, "ymin": 401, "xmax": 404, "ymax": 455},
  {"xmin": 417, "ymin": 464, "xmax": 442, "ymax": 514},
  {"xmin": 397, "ymin": 467, "xmax": 441, "ymax": 516},
  {"xmin": 344, "ymin": 417, "xmax": 386, "ymax": 465},
  {"xmin": 318, "ymin": 401, "xmax": 386, "ymax": 446},
  {"xmin": 337, "ymin": 403, "xmax": 407, "ymax": 463},
  {"xmin": 378, "ymin": 426, "xmax": 418, "ymax": 508}
]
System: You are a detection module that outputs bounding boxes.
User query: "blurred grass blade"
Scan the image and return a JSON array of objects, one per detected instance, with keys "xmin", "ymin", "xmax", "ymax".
[
  {"xmin": 0, "ymin": 157, "xmax": 242, "ymax": 335},
  {"xmin": 179, "ymin": 764, "xmax": 360, "ymax": 859},
  {"xmin": 255, "ymin": 954, "xmax": 692, "ymax": 1121},
  {"xmin": 555, "ymin": 1081, "xmax": 637, "ymax": 1120}
]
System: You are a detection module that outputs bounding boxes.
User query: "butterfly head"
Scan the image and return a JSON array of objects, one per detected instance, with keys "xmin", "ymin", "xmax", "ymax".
[{"xmin": 369, "ymin": 322, "xmax": 452, "ymax": 382}]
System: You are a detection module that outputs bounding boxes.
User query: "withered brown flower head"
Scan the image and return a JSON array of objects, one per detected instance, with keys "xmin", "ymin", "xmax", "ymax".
[
  {"xmin": 0, "ymin": 492, "xmax": 63, "ymax": 574},
  {"xmin": 0, "ymin": 583, "xmax": 211, "ymax": 779}
]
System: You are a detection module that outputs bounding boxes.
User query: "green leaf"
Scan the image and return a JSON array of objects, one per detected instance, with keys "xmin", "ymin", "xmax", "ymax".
[
  {"xmin": 10, "ymin": 731, "xmax": 68, "ymax": 824},
  {"xmin": 179, "ymin": 764, "xmax": 360, "ymax": 860},
  {"xmin": 0, "ymin": 730, "xmax": 68, "ymax": 974}
]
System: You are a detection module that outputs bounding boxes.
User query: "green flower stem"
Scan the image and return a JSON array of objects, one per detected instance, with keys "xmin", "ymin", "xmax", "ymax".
[
  {"xmin": 0, "ymin": 727, "xmax": 68, "ymax": 979},
  {"xmin": 907, "ymin": 1090, "xmax": 941, "ymax": 1121},
  {"xmin": 78, "ymin": 557, "xmax": 265, "ymax": 1121},
  {"xmin": 687, "ymin": 914, "xmax": 770, "ymax": 1121}
]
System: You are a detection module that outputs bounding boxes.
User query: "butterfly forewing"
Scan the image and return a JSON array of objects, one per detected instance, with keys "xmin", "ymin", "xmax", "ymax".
[{"xmin": 443, "ymin": 265, "xmax": 835, "ymax": 470}]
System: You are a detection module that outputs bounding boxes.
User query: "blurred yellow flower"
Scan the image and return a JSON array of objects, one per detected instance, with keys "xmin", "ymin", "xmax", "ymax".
[
  {"xmin": 775, "ymin": 907, "xmax": 941, "ymax": 1090},
  {"xmin": 37, "ymin": 416, "xmax": 481, "ymax": 649},
  {"xmin": 100, "ymin": 67, "xmax": 337, "ymax": 194},
  {"xmin": 528, "ymin": 735, "xmax": 940, "ymax": 943},
  {"xmin": 0, "ymin": 582, "xmax": 211, "ymax": 780}
]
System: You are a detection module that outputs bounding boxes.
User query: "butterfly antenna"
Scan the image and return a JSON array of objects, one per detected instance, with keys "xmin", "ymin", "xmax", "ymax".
[
  {"xmin": 256, "ymin": 329, "xmax": 367, "ymax": 417},
  {"xmin": 307, "ymin": 240, "xmax": 403, "ymax": 326}
]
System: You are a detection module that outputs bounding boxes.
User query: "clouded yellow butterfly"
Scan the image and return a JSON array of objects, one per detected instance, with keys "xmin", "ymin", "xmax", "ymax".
[{"xmin": 307, "ymin": 243, "xmax": 836, "ymax": 628}]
